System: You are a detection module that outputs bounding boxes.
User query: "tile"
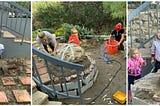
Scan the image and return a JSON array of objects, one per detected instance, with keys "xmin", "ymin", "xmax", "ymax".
[
  {"xmin": 13, "ymin": 90, "xmax": 30, "ymax": 103},
  {"xmin": 2, "ymin": 77, "xmax": 16, "ymax": 86},
  {"xmin": 0, "ymin": 92, "xmax": 8, "ymax": 103},
  {"xmin": 19, "ymin": 77, "xmax": 31, "ymax": 85}
]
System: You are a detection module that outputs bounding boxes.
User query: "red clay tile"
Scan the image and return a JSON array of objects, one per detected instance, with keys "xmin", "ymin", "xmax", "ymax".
[
  {"xmin": 40, "ymin": 73, "xmax": 50, "ymax": 84},
  {"xmin": 0, "ymin": 92, "xmax": 8, "ymax": 103},
  {"xmin": 2, "ymin": 77, "xmax": 16, "ymax": 86},
  {"xmin": 19, "ymin": 77, "xmax": 31, "ymax": 85},
  {"xmin": 38, "ymin": 67, "xmax": 48, "ymax": 75},
  {"xmin": 36, "ymin": 63, "xmax": 46, "ymax": 69},
  {"xmin": 13, "ymin": 90, "xmax": 30, "ymax": 103},
  {"xmin": 25, "ymin": 68, "xmax": 31, "ymax": 74}
]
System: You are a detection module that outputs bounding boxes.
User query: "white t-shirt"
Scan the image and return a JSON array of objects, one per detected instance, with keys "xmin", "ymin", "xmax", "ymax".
[
  {"xmin": 0, "ymin": 44, "xmax": 4, "ymax": 55},
  {"xmin": 151, "ymin": 40, "xmax": 160, "ymax": 61},
  {"xmin": 36, "ymin": 31, "xmax": 56, "ymax": 50}
]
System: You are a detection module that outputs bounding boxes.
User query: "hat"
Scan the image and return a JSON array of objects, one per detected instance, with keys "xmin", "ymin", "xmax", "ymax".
[
  {"xmin": 115, "ymin": 24, "xmax": 122, "ymax": 31},
  {"xmin": 37, "ymin": 29, "xmax": 45, "ymax": 38}
]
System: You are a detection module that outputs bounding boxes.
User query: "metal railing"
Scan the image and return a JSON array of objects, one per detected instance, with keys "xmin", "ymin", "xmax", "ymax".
[
  {"xmin": 128, "ymin": 1, "xmax": 159, "ymax": 48},
  {"xmin": 32, "ymin": 47, "xmax": 84, "ymax": 104},
  {"xmin": 0, "ymin": 1, "xmax": 31, "ymax": 44}
]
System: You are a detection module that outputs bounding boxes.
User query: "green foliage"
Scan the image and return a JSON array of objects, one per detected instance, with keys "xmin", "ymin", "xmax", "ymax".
[
  {"xmin": 16, "ymin": 2, "xmax": 30, "ymax": 9},
  {"xmin": 32, "ymin": 2, "xmax": 64, "ymax": 30},
  {"xmin": 59, "ymin": 23, "xmax": 94, "ymax": 42},
  {"xmin": 33, "ymin": 2, "xmax": 126, "ymax": 34}
]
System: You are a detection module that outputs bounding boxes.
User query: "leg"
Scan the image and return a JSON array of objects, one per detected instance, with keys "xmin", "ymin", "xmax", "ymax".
[
  {"xmin": 128, "ymin": 75, "xmax": 134, "ymax": 102},
  {"xmin": 153, "ymin": 60, "xmax": 160, "ymax": 73},
  {"xmin": 49, "ymin": 42, "xmax": 55, "ymax": 52},
  {"xmin": 43, "ymin": 44, "xmax": 49, "ymax": 53}
]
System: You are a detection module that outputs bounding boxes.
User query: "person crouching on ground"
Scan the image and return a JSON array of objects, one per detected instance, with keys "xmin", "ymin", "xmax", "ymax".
[
  {"xmin": 68, "ymin": 28, "xmax": 80, "ymax": 46},
  {"xmin": 110, "ymin": 23, "xmax": 125, "ymax": 51},
  {"xmin": 128, "ymin": 48, "xmax": 146, "ymax": 102},
  {"xmin": 151, "ymin": 34, "xmax": 160, "ymax": 73},
  {"xmin": 36, "ymin": 29, "xmax": 57, "ymax": 55},
  {"xmin": 0, "ymin": 43, "xmax": 4, "ymax": 59}
]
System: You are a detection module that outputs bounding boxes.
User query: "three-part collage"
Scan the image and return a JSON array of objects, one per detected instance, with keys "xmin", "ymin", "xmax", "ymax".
[{"xmin": 0, "ymin": 1, "xmax": 160, "ymax": 105}]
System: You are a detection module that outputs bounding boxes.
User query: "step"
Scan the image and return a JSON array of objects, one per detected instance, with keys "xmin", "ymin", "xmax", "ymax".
[
  {"xmin": 46, "ymin": 101, "xmax": 62, "ymax": 105},
  {"xmin": 14, "ymin": 39, "xmax": 31, "ymax": 44},
  {"xmin": 32, "ymin": 91, "xmax": 48, "ymax": 105},
  {"xmin": 2, "ymin": 31, "xmax": 16, "ymax": 39}
]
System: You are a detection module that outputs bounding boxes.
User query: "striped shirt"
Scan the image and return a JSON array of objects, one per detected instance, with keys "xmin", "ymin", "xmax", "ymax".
[{"xmin": 151, "ymin": 40, "xmax": 160, "ymax": 61}]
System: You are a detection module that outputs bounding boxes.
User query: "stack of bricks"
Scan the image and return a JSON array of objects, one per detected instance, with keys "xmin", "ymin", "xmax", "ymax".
[{"xmin": 35, "ymin": 56, "xmax": 99, "ymax": 99}]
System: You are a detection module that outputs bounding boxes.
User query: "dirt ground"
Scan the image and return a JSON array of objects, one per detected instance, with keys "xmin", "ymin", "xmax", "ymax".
[{"xmin": 58, "ymin": 40, "xmax": 126, "ymax": 105}]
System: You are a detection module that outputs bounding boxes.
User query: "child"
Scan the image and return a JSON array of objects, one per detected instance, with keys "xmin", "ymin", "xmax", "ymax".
[
  {"xmin": 68, "ymin": 28, "xmax": 80, "ymax": 46},
  {"xmin": 0, "ymin": 44, "xmax": 4, "ymax": 59},
  {"xmin": 36, "ymin": 29, "xmax": 57, "ymax": 55},
  {"xmin": 151, "ymin": 34, "xmax": 160, "ymax": 73},
  {"xmin": 128, "ymin": 48, "xmax": 146, "ymax": 102}
]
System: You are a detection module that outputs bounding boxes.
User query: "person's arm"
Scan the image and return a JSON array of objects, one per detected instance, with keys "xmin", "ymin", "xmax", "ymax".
[
  {"xmin": 50, "ymin": 34, "xmax": 57, "ymax": 54},
  {"xmin": 118, "ymin": 33, "xmax": 125, "ymax": 45},
  {"xmin": 151, "ymin": 42, "xmax": 156, "ymax": 63},
  {"xmin": 109, "ymin": 30, "xmax": 115, "ymax": 40},
  {"xmin": 36, "ymin": 36, "xmax": 48, "ymax": 53}
]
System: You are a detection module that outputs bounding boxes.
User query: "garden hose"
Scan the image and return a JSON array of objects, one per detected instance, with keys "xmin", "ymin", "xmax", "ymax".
[{"xmin": 87, "ymin": 59, "xmax": 122, "ymax": 104}]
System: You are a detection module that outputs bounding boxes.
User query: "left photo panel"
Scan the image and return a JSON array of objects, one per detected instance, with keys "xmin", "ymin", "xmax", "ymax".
[{"xmin": 0, "ymin": 1, "xmax": 31, "ymax": 105}]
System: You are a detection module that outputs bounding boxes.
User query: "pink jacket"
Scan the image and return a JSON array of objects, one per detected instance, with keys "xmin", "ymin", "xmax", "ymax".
[{"xmin": 128, "ymin": 56, "xmax": 146, "ymax": 76}]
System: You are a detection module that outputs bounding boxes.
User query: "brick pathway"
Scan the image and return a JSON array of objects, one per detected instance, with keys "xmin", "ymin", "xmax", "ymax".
[{"xmin": 0, "ymin": 59, "xmax": 31, "ymax": 105}]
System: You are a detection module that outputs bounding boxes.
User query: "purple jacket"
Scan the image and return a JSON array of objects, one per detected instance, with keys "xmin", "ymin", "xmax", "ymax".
[{"xmin": 128, "ymin": 56, "xmax": 146, "ymax": 76}]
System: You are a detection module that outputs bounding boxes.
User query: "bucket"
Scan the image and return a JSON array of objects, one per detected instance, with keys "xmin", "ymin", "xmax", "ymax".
[{"xmin": 106, "ymin": 40, "xmax": 118, "ymax": 54}]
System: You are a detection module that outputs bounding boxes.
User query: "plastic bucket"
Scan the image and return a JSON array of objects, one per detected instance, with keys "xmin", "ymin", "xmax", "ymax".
[{"xmin": 106, "ymin": 40, "xmax": 118, "ymax": 54}]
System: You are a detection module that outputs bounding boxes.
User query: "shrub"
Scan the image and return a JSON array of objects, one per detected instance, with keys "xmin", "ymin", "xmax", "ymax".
[{"xmin": 59, "ymin": 23, "xmax": 94, "ymax": 42}]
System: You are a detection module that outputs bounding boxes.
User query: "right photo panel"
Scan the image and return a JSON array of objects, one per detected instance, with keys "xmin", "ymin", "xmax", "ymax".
[{"xmin": 128, "ymin": 1, "xmax": 160, "ymax": 105}]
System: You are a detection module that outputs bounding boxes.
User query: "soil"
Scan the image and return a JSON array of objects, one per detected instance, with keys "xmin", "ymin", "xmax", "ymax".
[
  {"xmin": 56, "ymin": 39, "xmax": 126, "ymax": 105},
  {"xmin": 135, "ymin": 90, "xmax": 155, "ymax": 100},
  {"xmin": 0, "ymin": 58, "xmax": 31, "ymax": 105}
]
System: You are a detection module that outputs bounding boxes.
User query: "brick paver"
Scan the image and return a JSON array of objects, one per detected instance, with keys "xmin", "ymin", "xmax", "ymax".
[
  {"xmin": 35, "ymin": 63, "xmax": 47, "ymax": 75},
  {"xmin": 19, "ymin": 77, "xmax": 31, "ymax": 85},
  {"xmin": 2, "ymin": 77, "xmax": 16, "ymax": 86},
  {"xmin": 40, "ymin": 73, "xmax": 50, "ymax": 84},
  {"xmin": 13, "ymin": 90, "xmax": 31, "ymax": 103},
  {"xmin": 0, "ymin": 92, "xmax": 8, "ymax": 103}
]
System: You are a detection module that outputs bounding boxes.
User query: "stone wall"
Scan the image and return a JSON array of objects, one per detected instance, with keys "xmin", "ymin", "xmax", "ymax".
[{"xmin": 128, "ymin": 7, "xmax": 160, "ymax": 48}]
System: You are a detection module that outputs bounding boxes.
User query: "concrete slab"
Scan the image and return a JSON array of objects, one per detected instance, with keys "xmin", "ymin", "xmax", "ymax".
[
  {"xmin": 47, "ymin": 101, "xmax": 62, "ymax": 105},
  {"xmin": 62, "ymin": 80, "xmax": 82, "ymax": 91},
  {"xmin": 132, "ymin": 72, "xmax": 160, "ymax": 105},
  {"xmin": 32, "ymin": 91, "xmax": 48, "ymax": 105}
]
